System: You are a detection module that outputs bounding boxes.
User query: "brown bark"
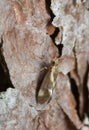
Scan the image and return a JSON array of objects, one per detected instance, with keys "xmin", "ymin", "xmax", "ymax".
[{"xmin": 0, "ymin": 0, "xmax": 89, "ymax": 130}]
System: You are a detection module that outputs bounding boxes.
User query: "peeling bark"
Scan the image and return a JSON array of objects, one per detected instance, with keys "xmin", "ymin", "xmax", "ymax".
[{"xmin": 0, "ymin": 0, "xmax": 89, "ymax": 130}]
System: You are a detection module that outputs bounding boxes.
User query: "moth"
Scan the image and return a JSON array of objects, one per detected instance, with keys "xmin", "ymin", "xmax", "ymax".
[
  {"xmin": 36, "ymin": 55, "xmax": 75, "ymax": 104},
  {"xmin": 36, "ymin": 59, "xmax": 58, "ymax": 104}
]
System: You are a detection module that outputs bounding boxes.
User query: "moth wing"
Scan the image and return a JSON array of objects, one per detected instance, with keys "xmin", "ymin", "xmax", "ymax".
[{"xmin": 37, "ymin": 69, "xmax": 53, "ymax": 104}]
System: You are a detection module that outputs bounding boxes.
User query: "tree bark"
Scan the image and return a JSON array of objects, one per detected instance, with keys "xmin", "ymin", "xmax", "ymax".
[{"xmin": 0, "ymin": 0, "xmax": 89, "ymax": 130}]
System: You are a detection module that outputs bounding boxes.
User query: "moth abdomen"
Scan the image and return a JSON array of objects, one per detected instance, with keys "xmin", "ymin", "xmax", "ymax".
[{"xmin": 37, "ymin": 87, "xmax": 52, "ymax": 104}]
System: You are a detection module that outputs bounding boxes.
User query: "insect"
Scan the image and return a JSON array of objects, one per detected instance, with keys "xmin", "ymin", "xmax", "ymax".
[
  {"xmin": 36, "ymin": 55, "xmax": 75, "ymax": 104},
  {"xmin": 36, "ymin": 59, "xmax": 58, "ymax": 104}
]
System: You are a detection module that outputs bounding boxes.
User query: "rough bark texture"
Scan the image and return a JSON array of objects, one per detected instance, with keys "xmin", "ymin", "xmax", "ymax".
[{"xmin": 0, "ymin": 0, "xmax": 89, "ymax": 130}]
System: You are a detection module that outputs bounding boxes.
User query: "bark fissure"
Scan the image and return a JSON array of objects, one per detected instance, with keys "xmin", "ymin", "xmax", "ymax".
[
  {"xmin": 0, "ymin": 37, "xmax": 14, "ymax": 92},
  {"xmin": 45, "ymin": 0, "xmax": 63, "ymax": 57}
]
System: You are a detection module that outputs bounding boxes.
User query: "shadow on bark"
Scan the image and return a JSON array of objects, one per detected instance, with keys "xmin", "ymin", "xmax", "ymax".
[{"xmin": 0, "ymin": 37, "xmax": 14, "ymax": 92}]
